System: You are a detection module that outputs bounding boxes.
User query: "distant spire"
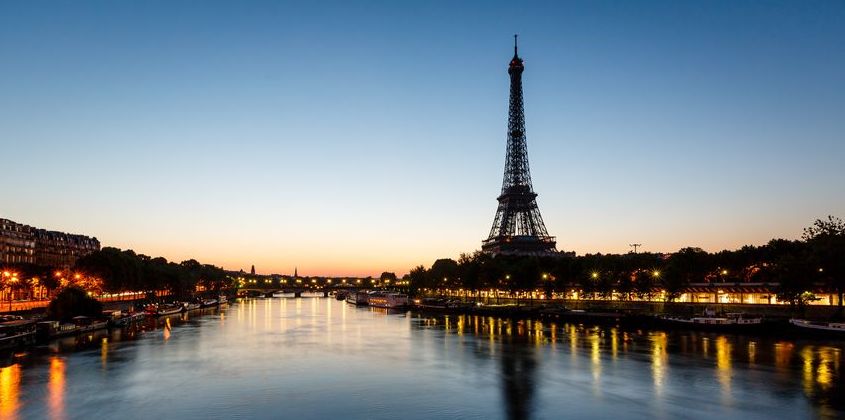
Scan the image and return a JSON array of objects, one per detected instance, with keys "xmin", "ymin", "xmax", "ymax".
[
  {"xmin": 294, "ymin": 267, "xmax": 298, "ymax": 278},
  {"xmin": 513, "ymin": 34, "xmax": 518, "ymax": 56},
  {"xmin": 250, "ymin": 265, "xmax": 256, "ymax": 275}
]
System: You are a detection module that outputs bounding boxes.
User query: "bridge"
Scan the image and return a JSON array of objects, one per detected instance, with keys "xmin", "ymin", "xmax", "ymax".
[{"xmin": 237, "ymin": 285, "xmax": 407, "ymax": 298}]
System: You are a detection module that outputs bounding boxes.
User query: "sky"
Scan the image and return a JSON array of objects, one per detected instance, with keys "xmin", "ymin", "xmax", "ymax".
[{"xmin": 1, "ymin": 1, "xmax": 843, "ymax": 276}]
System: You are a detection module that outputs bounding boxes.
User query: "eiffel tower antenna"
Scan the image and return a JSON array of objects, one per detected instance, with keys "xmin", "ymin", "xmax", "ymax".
[{"xmin": 482, "ymin": 37, "xmax": 557, "ymax": 256}]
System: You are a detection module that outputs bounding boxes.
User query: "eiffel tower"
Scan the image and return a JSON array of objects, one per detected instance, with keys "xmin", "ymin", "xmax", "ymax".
[{"xmin": 482, "ymin": 35, "xmax": 557, "ymax": 256}]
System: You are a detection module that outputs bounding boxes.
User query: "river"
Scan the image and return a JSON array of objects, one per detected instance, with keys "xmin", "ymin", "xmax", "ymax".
[{"xmin": 0, "ymin": 298, "xmax": 842, "ymax": 419}]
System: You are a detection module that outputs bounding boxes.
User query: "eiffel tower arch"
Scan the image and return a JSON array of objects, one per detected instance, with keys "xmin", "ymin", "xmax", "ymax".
[{"xmin": 482, "ymin": 36, "xmax": 557, "ymax": 256}]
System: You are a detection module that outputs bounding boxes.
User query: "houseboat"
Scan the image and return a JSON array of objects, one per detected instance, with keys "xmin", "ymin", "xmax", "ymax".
[
  {"xmin": 346, "ymin": 291, "xmax": 369, "ymax": 306},
  {"xmin": 201, "ymin": 298, "xmax": 218, "ymax": 308},
  {"xmin": 71, "ymin": 316, "xmax": 109, "ymax": 333},
  {"xmin": 146, "ymin": 303, "xmax": 183, "ymax": 316},
  {"xmin": 368, "ymin": 293, "xmax": 409, "ymax": 309},
  {"xmin": 0, "ymin": 319, "xmax": 36, "ymax": 350},
  {"xmin": 657, "ymin": 308, "xmax": 763, "ymax": 332},
  {"xmin": 413, "ymin": 297, "xmax": 449, "ymax": 310},
  {"xmin": 182, "ymin": 302, "xmax": 201, "ymax": 312},
  {"xmin": 108, "ymin": 311, "xmax": 147, "ymax": 328},
  {"xmin": 789, "ymin": 319, "xmax": 845, "ymax": 336},
  {"xmin": 36, "ymin": 321, "xmax": 80, "ymax": 340}
]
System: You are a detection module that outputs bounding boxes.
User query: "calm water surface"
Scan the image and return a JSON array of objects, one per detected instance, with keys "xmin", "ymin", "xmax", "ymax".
[{"xmin": 1, "ymin": 298, "xmax": 843, "ymax": 419}]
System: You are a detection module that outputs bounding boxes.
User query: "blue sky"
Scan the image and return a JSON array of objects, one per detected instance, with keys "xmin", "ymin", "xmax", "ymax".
[{"xmin": 2, "ymin": 1, "xmax": 843, "ymax": 275}]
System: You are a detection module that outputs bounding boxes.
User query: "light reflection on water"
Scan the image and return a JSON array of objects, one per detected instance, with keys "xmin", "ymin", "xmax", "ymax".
[
  {"xmin": 0, "ymin": 298, "xmax": 842, "ymax": 419},
  {"xmin": 48, "ymin": 356, "xmax": 64, "ymax": 420}
]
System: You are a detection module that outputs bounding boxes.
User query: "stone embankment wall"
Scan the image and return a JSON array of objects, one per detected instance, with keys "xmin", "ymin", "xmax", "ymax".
[{"xmin": 471, "ymin": 297, "xmax": 840, "ymax": 320}]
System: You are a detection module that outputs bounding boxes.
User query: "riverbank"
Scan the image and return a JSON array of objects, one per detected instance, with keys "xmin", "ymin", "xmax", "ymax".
[
  {"xmin": 408, "ymin": 297, "xmax": 845, "ymax": 340},
  {"xmin": 423, "ymin": 296, "xmax": 842, "ymax": 320}
]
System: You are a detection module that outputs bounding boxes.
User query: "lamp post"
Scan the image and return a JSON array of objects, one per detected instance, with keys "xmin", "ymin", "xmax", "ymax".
[{"xmin": 5, "ymin": 272, "xmax": 18, "ymax": 312}]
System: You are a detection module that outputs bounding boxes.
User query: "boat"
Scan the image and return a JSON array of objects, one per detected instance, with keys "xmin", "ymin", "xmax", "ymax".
[
  {"xmin": 335, "ymin": 291, "xmax": 348, "ymax": 301},
  {"xmin": 657, "ymin": 308, "xmax": 763, "ymax": 331},
  {"xmin": 414, "ymin": 297, "xmax": 449, "ymax": 310},
  {"xmin": 110, "ymin": 312, "xmax": 146, "ymax": 327},
  {"xmin": 0, "ymin": 319, "xmax": 36, "ymax": 350},
  {"xmin": 789, "ymin": 319, "xmax": 845, "ymax": 336},
  {"xmin": 71, "ymin": 316, "xmax": 109, "ymax": 333},
  {"xmin": 36, "ymin": 320, "xmax": 81, "ymax": 339},
  {"xmin": 272, "ymin": 291, "xmax": 292, "ymax": 298},
  {"xmin": 104, "ymin": 309, "xmax": 128, "ymax": 327},
  {"xmin": 146, "ymin": 304, "xmax": 183, "ymax": 316},
  {"xmin": 182, "ymin": 302, "xmax": 201, "ymax": 312},
  {"xmin": 201, "ymin": 298, "xmax": 218, "ymax": 307},
  {"xmin": 368, "ymin": 293, "xmax": 409, "ymax": 309},
  {"xmin": 219, "ymin": 295, "xmax": 228, "ymax": 305},
  {"xmin": 346, "ymin": 291, "xmax": 369, "ymax": 306}
]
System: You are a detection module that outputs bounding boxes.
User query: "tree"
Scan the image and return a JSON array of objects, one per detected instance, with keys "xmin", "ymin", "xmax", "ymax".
[
  {"xmin": 46, "ymin": 287, "xmax": 103, "ymax": 321},
  {"xmin": 429, "ymin": 258, "xmax": 459, "ymax": 291},
  {"xmin": 380, "ymin": 272, "xmax": 397, "ymax": 282},
  {"xmin": 633, "ymin": 270, "xmax": 656, "ymax": 301},
  {"xmin": 803, "ymin": 216, "xmax": 845, "ymax": 313},
  {"xmin": 775, "ymin": 254, "xmax": 814, "ymax": 313},
  {"xmin": 408, "ymin": 265, "xmax": 428, "ymax": 293}
]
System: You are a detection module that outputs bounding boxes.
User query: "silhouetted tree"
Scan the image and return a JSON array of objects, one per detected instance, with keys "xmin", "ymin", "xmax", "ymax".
[
  {"xmin": 803, "ymin": 216, "xmax": 845, "ymax": 313},
  {"xmin": 47, "ymin": 287, "xmax": 103, "ymax": 321}
]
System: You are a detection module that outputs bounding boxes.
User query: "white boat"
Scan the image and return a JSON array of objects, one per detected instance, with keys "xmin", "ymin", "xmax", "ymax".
[
  {"xmin": 182, "ymin": 302, "xmax": 201, "ymax": 312},
  {"xmin": 201, "ymin": 298, "xmax": 218, "ymax": 307},
  {"xmin": 272, "ymin": 291, "xmax": 293, "ymax": 298},
  {"xmin": 147, "ymin": 304, "xmax": 183, "ymax": 316},
  {"xmin": 790, "ymin": 319, "xmax": 845, "ymax": 334},
  {"xmin": 658, "ymin": 308, "xmax": 763, "ymax": 331},
  {"xmin": 368, "ymin": 293, "xmax": 409, "ymax": 309}
]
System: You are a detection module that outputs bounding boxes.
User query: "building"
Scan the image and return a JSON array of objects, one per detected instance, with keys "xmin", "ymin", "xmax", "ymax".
[
  {"xmin": 0, "ymin": 218, "xmax": 100, "ymax": 269},
  {"xmin": 0, "ymin": 219, "xmax": 36, "ymax": 265}
]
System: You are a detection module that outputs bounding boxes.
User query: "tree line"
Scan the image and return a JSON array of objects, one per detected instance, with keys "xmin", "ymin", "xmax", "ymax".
[
  {"xmin": 408, "ymin": 217, "xmax": 845, "ymax": 309},
  {"xmin": 74, "ymin": 247, "xmax": 231, "ymax": 298}
]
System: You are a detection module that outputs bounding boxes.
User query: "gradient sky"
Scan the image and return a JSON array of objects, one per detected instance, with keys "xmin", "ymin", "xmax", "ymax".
[{"xmin": 2, "ymin": 1, "xmax": 843, "ymax": 276}]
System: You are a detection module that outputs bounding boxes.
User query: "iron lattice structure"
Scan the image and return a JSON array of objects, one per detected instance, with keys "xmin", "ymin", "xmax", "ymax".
[{"xmin": 482, "ymin": 36, "xmax": 557, "ymax": 256}]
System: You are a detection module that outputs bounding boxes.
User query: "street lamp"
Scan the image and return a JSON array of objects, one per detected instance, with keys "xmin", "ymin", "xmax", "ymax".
[{"xmin": 7, "ymin": 273, "xmax": 18, "ymax": 311}]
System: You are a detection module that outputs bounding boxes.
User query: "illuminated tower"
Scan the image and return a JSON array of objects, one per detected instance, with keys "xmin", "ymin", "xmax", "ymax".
[{"xmin": 482, "ymin": 35, "xmax": 557, "ymax": 256}]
